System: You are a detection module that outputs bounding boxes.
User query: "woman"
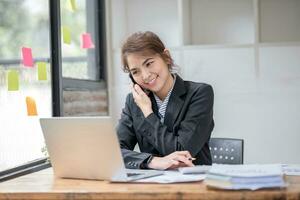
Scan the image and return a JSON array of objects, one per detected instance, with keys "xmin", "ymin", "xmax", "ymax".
[{"xmin": 117, "ymin": 31, "xmax": 214, "ymax": 170}]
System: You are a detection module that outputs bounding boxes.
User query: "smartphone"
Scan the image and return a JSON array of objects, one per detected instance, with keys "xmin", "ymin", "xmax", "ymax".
[{"xmin": 129, "ymin": 74, "xmax": 150, "ymax": 95}]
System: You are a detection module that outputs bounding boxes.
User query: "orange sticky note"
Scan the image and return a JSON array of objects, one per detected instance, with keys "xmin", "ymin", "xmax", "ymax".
[
  {"xmin": 22, "ymin": 47, "xmax": 34, "ymax": 67},
  {"xmin": 81, "ymin": 33, "xmax": 95, "ymax": 49},
  {"xmin": 26, "ymin": 96, "xmax": 38, "ymax": 116},
  {"xmin": 7, "ymin": 70, "xmax": 19, "ymax": 91}
]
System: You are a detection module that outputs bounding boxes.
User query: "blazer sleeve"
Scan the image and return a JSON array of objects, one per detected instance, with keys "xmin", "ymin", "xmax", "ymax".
[
  {"xmin": 116, "ymin": 94, "xmax": 152, "ymax": 169},
  {"xmin": 136, "ymin": 84, "xmax": 214, "ymax": 157}
]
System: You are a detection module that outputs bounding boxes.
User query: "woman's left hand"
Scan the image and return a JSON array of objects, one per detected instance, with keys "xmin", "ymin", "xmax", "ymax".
[{"xmin": 132, "ymin": 84, "xmax": 153, "ymax": 117}]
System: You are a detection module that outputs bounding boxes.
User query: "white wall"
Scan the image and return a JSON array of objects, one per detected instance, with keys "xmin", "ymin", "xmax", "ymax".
[
  {"xmin": 107, "ymin": 0, "xmax": 300, "ymax": 164},
  {"xmin": 109, "ymin": 47, "xmax": 300, "ymax": 164},
  {"xmin": 181, "ymin": 46, "xmax": 300, "ymax": 164}
]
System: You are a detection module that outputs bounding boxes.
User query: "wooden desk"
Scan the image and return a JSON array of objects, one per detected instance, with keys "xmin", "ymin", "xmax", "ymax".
[{"xmin": 0, "ymin": 168, "xmax": 299, "ymax": 200}]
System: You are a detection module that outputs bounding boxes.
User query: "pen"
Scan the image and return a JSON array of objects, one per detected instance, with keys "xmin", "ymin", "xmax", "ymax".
[{"xmin": 174, "ymin": 157, "xmax": 196, "ymax": 163}]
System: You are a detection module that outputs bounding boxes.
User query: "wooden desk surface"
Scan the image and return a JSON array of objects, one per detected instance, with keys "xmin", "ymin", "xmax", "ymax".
[{"xmin": 0, "ymin": 168, "xmax": 300, "ymax": 200}]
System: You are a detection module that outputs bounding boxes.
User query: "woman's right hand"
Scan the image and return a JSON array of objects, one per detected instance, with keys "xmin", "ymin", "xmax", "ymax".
[{"xmin": 147, "ymin": 151, "xmax": 195, "ymax": 170}]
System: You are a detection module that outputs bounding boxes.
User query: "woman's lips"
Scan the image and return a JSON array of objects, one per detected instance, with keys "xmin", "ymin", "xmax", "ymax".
[{"xmin": 143, "ymin": 76, "xmax": 157, "ymax": 88}]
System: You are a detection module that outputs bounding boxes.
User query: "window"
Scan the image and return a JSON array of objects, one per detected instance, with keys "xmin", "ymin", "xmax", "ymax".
[
  {"xmin": 60, "ymin": 0, "xmax": 108, "ymax": 116},
  {"xmin": 0, "ymin": 0, "xmax": 51, "ymax": 171},
  {"xmin": 0, "ymin": 0, "xmax": 107, "ymax": 176}
]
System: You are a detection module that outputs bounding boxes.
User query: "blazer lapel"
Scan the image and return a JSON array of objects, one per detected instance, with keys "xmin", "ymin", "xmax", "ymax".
[
  {"xmin": 149, "ymin": 92, "xmax": 159, "ymax": 118},
  {"xmin": 164, "ymin": 75, "xmax": 187, "ymax": 131}
]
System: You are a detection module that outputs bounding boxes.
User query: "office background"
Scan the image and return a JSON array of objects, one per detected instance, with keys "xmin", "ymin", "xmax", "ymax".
[
  {"xmin": 107, "ymin": 0, "xmax": 300, "ymax": 165},
  {"xmin": 0, "ymin": 0, "xmax": 299, "ymax": 174}
]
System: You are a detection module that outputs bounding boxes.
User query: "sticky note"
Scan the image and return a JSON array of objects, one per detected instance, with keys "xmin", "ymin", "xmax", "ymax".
[
  {"xmin": 37, "ymin": 62, "xmax": 47, "ymax": 80},
  {"xmin": 22, "ymin": 47, "xmax": 34, "ymax": 67},
  {"xmin": 26, "ymin": 96, "xmax": 38, "ymax": 116},
  {"xmin": 62, "ymin": 26, "xmax": 71, "ymax": 44},
  {"xmin": 70, "ymin": 0, "xmax": 77, "ymax": 11},
  {"xmin": 81, "ymin": 33, "xmax": 95, "ymax": 49},
  {"xmin": 7, "ymin": 70, "xmax": 19, "ymax": 91}
]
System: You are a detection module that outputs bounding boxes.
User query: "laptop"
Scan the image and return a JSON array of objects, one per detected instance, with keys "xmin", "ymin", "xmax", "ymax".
[{"xmin": 39, "ymin": 116, "xmax": 163, "ymax": 182}]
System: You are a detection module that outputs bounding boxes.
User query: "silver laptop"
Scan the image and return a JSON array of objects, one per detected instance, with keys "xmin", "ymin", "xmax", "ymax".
[{"xmin": 39, "ymin": 116, "xmax": 163, "ymax": 182}]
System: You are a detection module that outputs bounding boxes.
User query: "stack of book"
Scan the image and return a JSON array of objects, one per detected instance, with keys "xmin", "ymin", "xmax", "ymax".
[{"xmin": 205, "ymin": 164, "xmax": 286, "ymax": 190}]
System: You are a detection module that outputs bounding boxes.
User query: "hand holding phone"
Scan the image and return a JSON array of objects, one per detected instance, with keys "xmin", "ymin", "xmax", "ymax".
[
  {"xmin": 129, "ymin": 74, "xmax": 150, "ymax": 95},
  {"xmin": 131, "ymin": 83, "xmax": 153, "ymax": 117}
]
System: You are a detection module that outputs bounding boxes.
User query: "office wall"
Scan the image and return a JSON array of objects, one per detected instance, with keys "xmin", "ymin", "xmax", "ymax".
[
  {"xmin": 181, "ymin": 46, "xmax": 300, "ymax": 164},
  {"xmin": 106, "ymin": 0, "xmax": 300, "ymax": 164},
  {"xmin": 110, "ymin": 47, "xmax": 300, "ymax": 165}
]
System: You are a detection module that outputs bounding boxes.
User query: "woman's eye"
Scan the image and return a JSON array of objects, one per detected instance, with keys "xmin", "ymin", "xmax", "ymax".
[
  {"xmin": 132, "ymin": 70, "xmax": 141, "ymax": 76},
  {"xmin": 146, "ymin": 61, "xmax": 154, "ymax": 67}
]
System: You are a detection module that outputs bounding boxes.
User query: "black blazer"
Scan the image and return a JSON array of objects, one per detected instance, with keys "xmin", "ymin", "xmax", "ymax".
[{"xmin": 117, "ymin": 75, "xmax": 214, "ymax": 169}]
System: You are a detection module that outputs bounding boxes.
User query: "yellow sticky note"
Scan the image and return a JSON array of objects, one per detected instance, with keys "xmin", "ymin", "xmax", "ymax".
[
  {"xmin": 7, "ymin": 70, "xmax": 19, "ymax": 91},
  {"xmin": 37, "ymin": 62, "xmax": 47, "ymax": 80},
  {"xmin": 62, "ymin": 26, "xmax": 71, "ymax": 44},
  {"xmin": 26, "ymin": 96, "xmax": 38, "ymax": 116},
  {"xmin": 70, "ymin": 0, "xmax": 77, "ymax": 11}
]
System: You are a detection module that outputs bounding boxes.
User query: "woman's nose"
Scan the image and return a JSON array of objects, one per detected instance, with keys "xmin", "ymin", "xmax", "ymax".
[{"xmin": 141, "ymin": 69, "xmax": 151, "ymax": 81}]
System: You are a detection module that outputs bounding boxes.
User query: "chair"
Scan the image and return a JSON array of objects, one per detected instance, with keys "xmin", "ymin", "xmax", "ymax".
[{"xmin": 209, "ymin": 138, "xmax": 244, "ymax": 164}]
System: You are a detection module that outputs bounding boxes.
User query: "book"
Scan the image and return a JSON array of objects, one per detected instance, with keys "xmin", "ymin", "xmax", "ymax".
[
  {"xmin": 282, "ymin": 164, "xmax": 300, "ymax": 176},
  {"xmin": 205, "ymin": 164, "xmax": 286, "ymax": 190}
]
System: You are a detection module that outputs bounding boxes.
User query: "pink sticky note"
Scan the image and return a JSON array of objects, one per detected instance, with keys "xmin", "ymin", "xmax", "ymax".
[
  {"xmin": 81, "ymin": 33, "xmax": 95, "ymax": 49},
  {"xmin": 22, "ymin": 47, "xmax": 34, "ymax": 67}
]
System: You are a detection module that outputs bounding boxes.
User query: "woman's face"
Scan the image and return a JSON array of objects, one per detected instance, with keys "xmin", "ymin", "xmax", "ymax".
[{"xmin": 127, "ymin": 52, "xmax": 173, "ymax": 97}]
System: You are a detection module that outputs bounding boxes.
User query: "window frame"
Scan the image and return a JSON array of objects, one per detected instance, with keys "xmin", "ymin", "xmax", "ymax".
[
  {"xmin": 61, "ymin": 0, "xmax": 107, "ymax": 115},
  {"xmin": 0, "ymin": 0, "xmax": 107, "ymax": 181}
]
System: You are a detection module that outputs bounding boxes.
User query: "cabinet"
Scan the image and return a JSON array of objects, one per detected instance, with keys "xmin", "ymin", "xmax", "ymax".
[
  {"xmin": 259, "ymin": 0, "xmax": 300, "ymax": 43},
  {"xmin": 110, "ymin": 0, "xmax": 300, "ymax": 49}
]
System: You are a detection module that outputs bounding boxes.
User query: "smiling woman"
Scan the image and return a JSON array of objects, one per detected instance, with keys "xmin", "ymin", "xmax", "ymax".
[
  {"xmin": 117, "ymin": 31, "xmax": 215, "ymax": 170},
  {"xmin": 127, "ymin": 53, "xmax": 173, "ymax": 101}
]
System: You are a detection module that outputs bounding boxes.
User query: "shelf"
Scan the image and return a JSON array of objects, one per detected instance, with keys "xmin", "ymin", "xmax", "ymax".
[
  {"xmin": 107, "ymin": 0, "xmax": 300, "ymax": 166},
  {"xmin": 113, "ymin": 44, "xmax": 255, "ymax": 53},
  {"xmin": 126, "ymin": 0, "xmax": 180, "ymax": 47},
  {"xmin": 259, "ymin": 0, "xmax": 300, "ymax": 43},
  {"xmin": 182, "ymin": 0, "xmax": 255, "ymax": 45},
  {"xmin": 110, "ymin": 0, "xmax": 300, "ymax": 49},
  {"xmin": 258, "ymin": 42, "xmax": 300, "ymax": 47},
  {"xmin": 182, "ymin": 43, "xmax": 255, "ymax": 50}
]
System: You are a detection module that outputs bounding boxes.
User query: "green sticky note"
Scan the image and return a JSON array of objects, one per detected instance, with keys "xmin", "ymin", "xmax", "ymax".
[
  {"xmin": 70, "ymin": 0, "xmax": 77, "ymax": 11},
  {"xmin": 7, "ymin": 70, "xmax": 19, "ymax": 91},
  {"xmin": 37, "ymin": 62, "xmax": 47, "ymax": 81},
  {"xmin": 62, "ymin": 26, "xmax": 71, "ymax": 44}
]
